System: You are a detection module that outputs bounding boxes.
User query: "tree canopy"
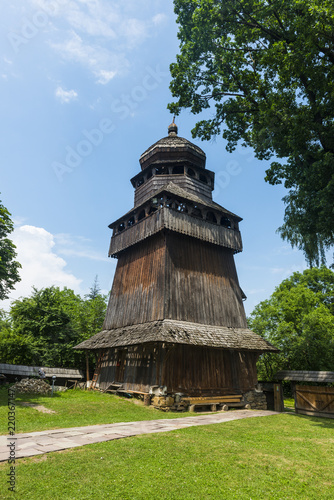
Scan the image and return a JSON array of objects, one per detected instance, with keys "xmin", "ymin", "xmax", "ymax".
[
  {"xmin": 0, "ymin": 285, "xmax": 108, "ymax": 371},
  {"xmin": 0, "ymin": 197, "xmax": 21, "ymax": 299},
  {"xmin": 168, "ymin": 0, "xmax": 334, "ymax": 266},
  {"xmin": 248, "ymin": 267, "xmax": 334, "ymax": 379}
]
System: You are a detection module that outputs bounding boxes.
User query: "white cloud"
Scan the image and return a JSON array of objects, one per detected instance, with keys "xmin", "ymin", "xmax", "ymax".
[
  {"xmin": 3, "ymin": 225, "xmax": 82, "ymax": 308},
  {"xmin": 51, "ymin": 31, "xmax": 128, "ymax": 84},
  {"xmin": 28, "ymin": 0, "xmax": 163, "ymax": 82},
  {"xmin": 63, "ymin": 3, "xmax": 117, "ymax": 38},
  {"xmin": 96, "ymin": 69, "xmax": 116, "ymax": 85},
  {"xmin": 152, "ymin": 13, "xmax": 167, "ymax": 26},
  {"xmin": 55, "ymin": 86, "xmax": 78, "ymax": 103},
  {"xmin": 119, "ymin": 18, "xmax": 148, "ymax": 48},
  {"xmin": 54, "ymin": 233, "xmax": 108, "ymax": 262}
]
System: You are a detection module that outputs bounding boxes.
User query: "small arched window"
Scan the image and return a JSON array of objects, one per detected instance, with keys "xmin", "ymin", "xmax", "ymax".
[
  {"xmin": 118, "ymin": 222, "xmax": 125, "ymax": 232},
  {"xmin": 199, "ymin": 174, "xmax": 208, "ymax": 184},
  {"xmin": 137, "ymin": 177, "xmax": 144, "ymax": 187},
  {"xmin": 137, "ymin": 210, "xmax": 145, "ymax": 221},
  {"xmin": 206, "ymin": 212, "xmax": 217, "ymax": 223},
  {"xmin": 187, "ymin": 168, "xmax": 195, "ymax": 177}
]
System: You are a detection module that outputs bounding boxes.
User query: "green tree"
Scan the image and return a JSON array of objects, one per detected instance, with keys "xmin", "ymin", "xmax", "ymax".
[
  {"xmin": 8, "ymin": 287, "xmax": 84, "ymax": 368},
  {"xmin": 85, "ymin": 275, "xmax": 101, "ymax": 300},
  {"xmin": 0, "ymin": 286, "xmax": 107, "ymax": 370},
  {"xmin": 248, "ymin": 267, "xmax": 334, "ymax": 379},
  {"xmin": 168, "ymin": 0, "xmax": 334, "ymax": 266},
  {"xmin": 0, "ymin": 197, "xmax": 21, "ymax": 299},
  {"xmin": 83, "ymin": 277, "xmax": 108, "ymax": 340}
]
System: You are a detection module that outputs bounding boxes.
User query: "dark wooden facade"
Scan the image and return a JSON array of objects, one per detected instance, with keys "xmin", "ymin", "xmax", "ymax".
[
  {"xmin": 103, "ymin": 232, "xmax": 246, "ymax": 330},
  {"xmin": 97, "ymin": 344, "xmax": 259, "ymax": 395},
  {"xmin": 75, "ymin": 121, "xmax": 277, "ymax": 398}
]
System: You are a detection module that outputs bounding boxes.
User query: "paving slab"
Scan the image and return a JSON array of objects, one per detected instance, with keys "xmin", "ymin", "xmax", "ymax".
[{"xmin": 0, "ymin": 410, "xmax": 278, "ymax": 461}]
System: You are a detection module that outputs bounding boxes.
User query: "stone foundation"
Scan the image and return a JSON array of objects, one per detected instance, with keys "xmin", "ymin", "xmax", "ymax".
[{"xmin": 243, "ymin": 388, "xmax": 267, "ymax": 410}]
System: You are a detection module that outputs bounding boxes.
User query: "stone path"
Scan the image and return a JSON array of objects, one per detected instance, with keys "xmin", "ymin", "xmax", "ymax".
[{"xmin": 0, "ymin": 410, "xmax": 277, "ymax": 462}]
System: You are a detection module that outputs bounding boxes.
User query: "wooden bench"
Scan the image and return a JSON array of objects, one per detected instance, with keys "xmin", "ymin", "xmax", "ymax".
[{"xmin": 181, "ymin": 395, "xmax": 249, "ymax": 412}]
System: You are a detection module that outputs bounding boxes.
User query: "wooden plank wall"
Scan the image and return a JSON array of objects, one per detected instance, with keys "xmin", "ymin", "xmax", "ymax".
[
  {"xmin": 163, "ymin": 209, "xmax": 242, "ymax": 251},
  {"xmin": 165, "ymin": 232, "xmax": 247, "ymax": 328},
  {"xmin": 104, "ymin": 233, "xmax": 166, "ymax": 329},
  {"xmin": 97, "ymin": 344, "xmax": 259, "ymax": 395},
  {"xmin": 105, "ymin": 230, "xmax": 246, "ymax": 330},
  {"xmin": 105, "ymin": 230, "xmax": 247, "ymax": 330},
  {"xmin": 134, "ymin": 175, "xmax": 212, "ymax": 206},
  {"xmin": 162, "ymin": 345, "xmax": 258, "ymax": 395},
  {"xmin": 108, "ymin": 208, "xmax": 242, "ymax": 256},
  {"xmin": 98, "ymin": 344, "xmax": 162, "ymax": 392}
]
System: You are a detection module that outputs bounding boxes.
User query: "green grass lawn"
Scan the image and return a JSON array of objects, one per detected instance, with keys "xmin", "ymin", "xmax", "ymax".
[
  {"xmin": 1, "ymin": 412, "xmax": 333, "ymax": 499},
  {"xmin": 1, "ymin": 388, "xmax": 333, "ymax": 499},
  {"xmin": 0, "ymin": 387, "xmax": 194, "ymax": 435}
]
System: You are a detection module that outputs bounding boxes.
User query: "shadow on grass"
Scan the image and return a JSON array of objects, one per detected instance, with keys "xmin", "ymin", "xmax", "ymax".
[
  {"xmin": 0, "ymin": 385, "xmax": 62, "ymax": 407},
  {"xmin": 284, "ymin": 410, "xmax": 334, "ymax": 429}
]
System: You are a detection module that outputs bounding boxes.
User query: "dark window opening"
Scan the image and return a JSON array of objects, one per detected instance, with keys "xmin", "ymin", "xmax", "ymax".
[
  {"xmin": 165, "ymin": 197, "xmax": 173, "ymax": 208},
  {"xmin": 220, "ymin": 216, "xmax": 231, "ymax": 228},
  {"xmin": 206, "ymin": 211, "xmax": 217, "ymax": 223},
  {"xmin": 192, "ymin": 206, "xmax": 202, "ymax": 218},
  {"xmin": 199, "ymin": 174, "xmax": 208, "ymax": 184},
  {"xmin": 127, "ymin": 216, "xmax": 135, "ymax": 227},
  {"xmin": 137, "ymin": 177, "xmax": 144, "ymax": 187},
  {"xmin": 118, "ymin": 222, "xmax": 125, "ymax": 232},
  {"xmin": 146, "ymin": 170, "xmax": 152, "ymax": 180},
  {"xmin": 187, "ymin": 168, "xmax": 195, "ymax": 177},
  {"xmin": 138, "ymin": 210, "xmax": 145, "ymax": 221},
  {"xmin": 175, "ymin": 200, "xmax": 188, "ymax": 213},
  {"xmin": 149, "ymin": 205, "xmax": 157, "ymax": 214},
  {"xmin": 172, "ymin": 166, "xmax": 184, "ymax": 175},
  {"xmin": 155, "ymin": 166, "xmax": 168, "ymax": 175}
]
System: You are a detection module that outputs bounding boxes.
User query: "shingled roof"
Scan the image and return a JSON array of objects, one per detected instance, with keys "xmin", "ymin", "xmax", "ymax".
[
  {"xmin": 109, "ymin": 181, "xmax": 242, "ymax": 229},
  {"xmin": 139, "ymin": 134, "xmax": 206, "ymax": 170},
  {"xmin": 275, "ymin": 370, "xmax": 334, "ymax": 383},
  {"xmin": 74, "ymin": 319, "xmax": 278, "ymax": 352}
]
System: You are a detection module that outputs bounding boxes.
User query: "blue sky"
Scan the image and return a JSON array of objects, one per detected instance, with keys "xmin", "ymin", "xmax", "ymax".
[{"xmin": 1, "ymin": 0, "xmax": 307, "ymax": 315}]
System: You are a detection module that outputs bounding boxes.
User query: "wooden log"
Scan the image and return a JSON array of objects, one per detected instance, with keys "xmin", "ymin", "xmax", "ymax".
[{"xmin": 144, "ymin": 394, "xmax": 151, "ymax": 406}]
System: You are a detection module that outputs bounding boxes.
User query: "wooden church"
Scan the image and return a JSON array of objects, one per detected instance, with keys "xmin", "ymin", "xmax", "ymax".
[{"xmin": 75, "ymin": 121, "xmax": 277, "ymax": 408}]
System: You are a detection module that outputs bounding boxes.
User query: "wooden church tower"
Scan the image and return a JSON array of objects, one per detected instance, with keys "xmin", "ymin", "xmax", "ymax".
[{"xmin": 76, "ymin": 121, "xmax": 277, "ymax": 404}]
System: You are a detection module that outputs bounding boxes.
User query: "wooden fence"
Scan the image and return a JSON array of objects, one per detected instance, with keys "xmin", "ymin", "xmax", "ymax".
[{"xmin": 294, "ymin": 385, "xmax": 334, "ymax": 419}]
